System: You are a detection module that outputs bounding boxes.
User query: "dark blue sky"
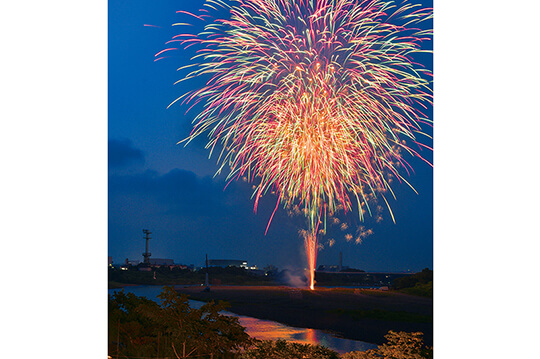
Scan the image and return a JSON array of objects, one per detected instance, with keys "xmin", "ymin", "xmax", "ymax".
[
  {"xmin": 108, "ymin": 0, "xmax": 433, "ymax": 272},
  {"xmin": 7, "ymin": 1, "xmax": 540, "ymax": 358}
]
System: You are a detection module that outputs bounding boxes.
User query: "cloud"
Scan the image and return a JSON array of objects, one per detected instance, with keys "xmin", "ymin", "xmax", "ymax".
[
  {"xmin": 108, "ymin": 167, "xmax": 307, "ymax": 268},
  {"xmin": 154, "ymin": 169, "xmax": 230, "ymax": 216},
  {"xmin": 108, "ymin": 168, "xmax": 253, "ymax": 218},
  {"xmin": 108, "ymin": 138, "xmax": 145, "ymax": 168}
]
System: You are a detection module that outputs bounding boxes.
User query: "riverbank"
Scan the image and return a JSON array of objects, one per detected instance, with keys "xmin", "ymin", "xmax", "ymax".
[
  {"xmin": 108, "ymin": 281, "xmax": 142, "ymax": 289},
  {"xmin": 173, "ymin": 285, "xmax": 432, "ymax": 346}
]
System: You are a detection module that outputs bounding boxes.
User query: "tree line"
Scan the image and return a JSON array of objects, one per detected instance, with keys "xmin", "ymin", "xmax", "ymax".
[{"xmin": 109, "ymin": 286, "xmax": 432, "ymax": 358}]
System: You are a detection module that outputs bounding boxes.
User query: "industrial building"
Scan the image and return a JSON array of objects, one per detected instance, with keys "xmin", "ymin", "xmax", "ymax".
[
  {"xmin": 317, "ymin": 252, "xmax": 350, "ymax": 272},
  {"xmin": 207, "ymin": 259, "xmax": 248, "ymax": 268},
  {"xmin": 126, "ymin": 259, "xmax": 140, "ymax": 266},
  {"xmin": 139, "ymin": 229, "xmax": 174, "ymax": 267},
  {"xmin": 149, "ymin": 258, "xmax": 175, "ymax": 266}
]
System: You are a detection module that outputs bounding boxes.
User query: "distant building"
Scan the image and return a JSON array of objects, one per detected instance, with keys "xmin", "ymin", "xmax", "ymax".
[
  {"xmin": 149, "ymin": 258, "xmax": 174, "ymax": 266},
  {"xmin": 108, "ymin": 256, "xmax": 113, "ymax": 266},
  {"xmin": 125, "ymin": 259, "xmax": 140, "ymax": 266},
  {"xmin": 208, "ymin": 259, "xmax": 248, "ymax": 268},
  {"xmin": 317, "ymin": 264, "xmax": 350, "ymax": 272}
]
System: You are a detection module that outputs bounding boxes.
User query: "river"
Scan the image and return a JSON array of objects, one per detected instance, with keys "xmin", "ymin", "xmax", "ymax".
[{"xmin": 108, "ymin": 285, "xmax": 378, "ymax": 354}]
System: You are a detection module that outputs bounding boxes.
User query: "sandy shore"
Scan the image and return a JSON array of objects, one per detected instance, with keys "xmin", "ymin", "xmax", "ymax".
[{"xmin": 174, "ymin": 285, "xmax": 432, "ymax": 346}]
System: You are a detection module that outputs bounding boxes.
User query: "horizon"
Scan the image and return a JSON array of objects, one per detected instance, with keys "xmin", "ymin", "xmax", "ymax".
[{"xmin": 108, "ymin": 252, "xmax": 431, "ymax": 273}]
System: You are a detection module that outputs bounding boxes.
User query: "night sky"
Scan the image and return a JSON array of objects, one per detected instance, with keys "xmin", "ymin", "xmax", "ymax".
[
  {"xmin": 5, "ymin": 0, "xmax": 540, "ymax": 358},
  {"xmin": 108, "ymin": 0, "xmax": 433, "ymax": 272}
]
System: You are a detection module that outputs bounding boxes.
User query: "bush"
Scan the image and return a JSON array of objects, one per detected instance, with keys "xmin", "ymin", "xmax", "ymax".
[
  {"xmin": 341, "ymin": 331, "xmax": 432, "ymax": 359},
  {"xmin": 393, "ymin": 268, "xmax": 433, "ymax": 297},
  {"xmin": 399, "ymin": 281, "xmax": 433, "ymax": 298},
  {"xmin": 108, "ymin": 286, "xmax": 252, "ymax": 358},
  {"xmin": 240, "ymin": 339, "xmax": 340, "ymax": 359}
]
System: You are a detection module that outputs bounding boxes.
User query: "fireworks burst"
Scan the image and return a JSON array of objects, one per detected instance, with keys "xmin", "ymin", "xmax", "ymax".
[{"xmin": 168, "ymin": 0, "xmax": 432, "ymax": 289}]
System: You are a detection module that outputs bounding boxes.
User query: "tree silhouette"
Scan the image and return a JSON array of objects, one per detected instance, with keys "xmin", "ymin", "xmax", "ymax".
[{"xmin": 108, "ymin": 286, "xmax": 252, "ymax": 358}]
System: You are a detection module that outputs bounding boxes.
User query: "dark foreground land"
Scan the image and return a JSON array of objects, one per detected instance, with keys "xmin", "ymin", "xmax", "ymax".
[{"xmin": 174, "ymin": 285, "xmax": 432, "ymax": 347}]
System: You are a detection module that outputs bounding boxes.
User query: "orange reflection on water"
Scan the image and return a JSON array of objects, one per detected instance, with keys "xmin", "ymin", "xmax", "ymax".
[
  {"xmin": 305, "ymin": 328, "xmax": 318, "ymax": 344},
  {"xmin": 238, "ymin": 317, "xmax": 319, "ymax": 346}
]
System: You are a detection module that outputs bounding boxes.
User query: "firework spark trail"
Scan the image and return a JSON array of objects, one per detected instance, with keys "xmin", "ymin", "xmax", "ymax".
[
  {"xmin": 303, "ymin": 231, "xmax": 319, "ymax": 290},
  {"xmin": 169, "ymin": 0, "xmax": 432, "ymax": 289}
]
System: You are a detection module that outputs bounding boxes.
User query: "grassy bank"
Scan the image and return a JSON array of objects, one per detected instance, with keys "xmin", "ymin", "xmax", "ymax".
[
  {"xmin": 397, "ymin": 281, "xmax": 433, "ymax": 297},
  {"xmin": 327, "ymin": 308, "xmax": 432, "ymax": 323}
]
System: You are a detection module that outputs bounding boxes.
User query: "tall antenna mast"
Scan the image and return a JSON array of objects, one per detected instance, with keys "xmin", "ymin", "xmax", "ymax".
[
  {"xmin": 142, "ymin": 229, "xmax": 152, "ymax": 265},
  {"xmin": 203, "ymin": 253, "xmax": 210, "ymax": 292}
]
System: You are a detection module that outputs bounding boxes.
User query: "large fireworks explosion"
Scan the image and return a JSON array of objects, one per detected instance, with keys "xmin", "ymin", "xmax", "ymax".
[{"xmin": 168, "ymin": 0, "xmax": 432, "ymax": 289}]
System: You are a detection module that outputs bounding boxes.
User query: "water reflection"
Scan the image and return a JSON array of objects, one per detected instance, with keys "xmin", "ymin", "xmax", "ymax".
[
  {"xmin": 236, "ymin": 316, "xmax": 376, "ymax": 353},
  {"xmin": 237, "ymin": 316, "xmax": 308, "ymax": 342},
  {"xmin": 108, "ymin": 285, "xmax": 377, "ymax": 354},
  {"xmin": 306, "ymin": 328, "xmax": 318, "ymax": 344}
]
